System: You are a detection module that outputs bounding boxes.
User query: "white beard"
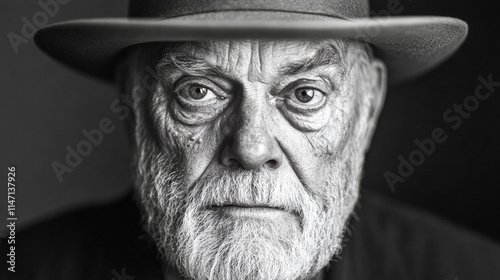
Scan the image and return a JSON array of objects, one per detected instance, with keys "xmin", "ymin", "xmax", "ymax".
[{"xmin": 133, "ymin": 132, "xmax": 363, "ymax": 280}]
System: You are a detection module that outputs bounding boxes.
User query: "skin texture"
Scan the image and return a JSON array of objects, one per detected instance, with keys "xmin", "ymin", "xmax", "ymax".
[{"xmin": 119, "ymin": 39, "xmax": 387, "ymax": 280}]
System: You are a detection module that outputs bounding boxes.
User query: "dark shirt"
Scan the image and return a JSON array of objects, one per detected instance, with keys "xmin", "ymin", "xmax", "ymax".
[{"xmin": 3, "ymin": 190, "xmax": 500, "ymax": 280}]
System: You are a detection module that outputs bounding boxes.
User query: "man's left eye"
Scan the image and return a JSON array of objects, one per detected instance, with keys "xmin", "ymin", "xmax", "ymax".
[
  {"xmin": 183, "ymin": 86, "xmax": 217, "ymax": 101},
  {"xmin": 289, "ymin": 88, "xmax": 325, "ymax": 106}
]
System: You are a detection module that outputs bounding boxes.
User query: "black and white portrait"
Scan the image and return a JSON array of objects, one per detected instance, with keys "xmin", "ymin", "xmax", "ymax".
[{"xmin": 1, "ymin": 0, "xmax": 499, "ymax": 279}]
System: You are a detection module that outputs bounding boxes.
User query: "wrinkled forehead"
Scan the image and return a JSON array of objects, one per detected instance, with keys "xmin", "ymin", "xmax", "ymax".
[
  {"xmin": 153, "ymin": 40, "xmax": 349, "ymax": 81},
  {"xmin": 177, "ymin": 40, "xmax": 346, "ymax": 61}
]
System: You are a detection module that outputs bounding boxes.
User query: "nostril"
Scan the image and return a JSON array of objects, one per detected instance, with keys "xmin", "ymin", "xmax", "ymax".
[
  {"xmin": 222, "ymin": 157, "xmax": 241, "ymax": 168},
  {"xmin": 265, "ymin": 159, "xmax": 281, "ymax": 169},
  {"xmin": 220, "ymin": 144, "xmax": 282, "ymax": 170},
  {"xmin": 220, "ymin": 124, "xmax": 282, "ymax": 170}
]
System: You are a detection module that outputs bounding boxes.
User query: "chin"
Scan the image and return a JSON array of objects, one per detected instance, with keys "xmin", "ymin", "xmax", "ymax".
[{"xmin": 168, "ymin": 206, "xmax": 340, "ymax": 280}]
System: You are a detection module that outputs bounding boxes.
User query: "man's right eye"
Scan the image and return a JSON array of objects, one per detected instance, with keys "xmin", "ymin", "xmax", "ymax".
[
  {"xmin": 179, "ymin": 85, "xmax": 220, "ymax": 102},
  {"xmin": 174, "ymin": 78, "xmax": 228, "ymax": 109},
  {"xmin": 188, "ymin": 86, "xmax": 211, "ymax": 100},
  {"xmin": 171, "ymin": 78, "xmax": 231, "ymax": 126}
]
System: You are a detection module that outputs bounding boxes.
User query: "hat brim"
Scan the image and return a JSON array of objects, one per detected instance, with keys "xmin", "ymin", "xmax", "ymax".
[{"xmin": 34, "ymin": 12, "xmax": 468, "ymax": 83}]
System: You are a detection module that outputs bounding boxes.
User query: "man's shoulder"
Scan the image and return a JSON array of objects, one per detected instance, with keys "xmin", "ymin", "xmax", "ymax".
[
  {"xmin": 15, "ymin": 193, "xmax": 135, "ymax": 251},
  {"xmin": 1, "ymin": 192, "xmax": 163, "ymax": 280},
  {"xmin": 360, "ymin": 190, "xmax": 498, "ymax": 247},
  {"xmin": 328, "ymin": 190, "xmax": 500, "ymax": 280}
]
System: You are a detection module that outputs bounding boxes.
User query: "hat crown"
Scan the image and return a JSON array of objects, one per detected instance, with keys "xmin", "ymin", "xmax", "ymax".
[{"xmin": 128, "ymin": 0, "xmax": 369, "ymax": 19}]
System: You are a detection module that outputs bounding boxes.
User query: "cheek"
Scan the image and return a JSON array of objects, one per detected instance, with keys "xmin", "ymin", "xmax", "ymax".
[
  {"xmin": 148, "ymin": 85, "xmax": 219, "ymax": 149},
  {"xmin": 157, "ymin": 104, "xmax": 224, "ymax": 187},
  {"xmin": 304, "ymin": 96, "xmax": 356, "ymax": 157}
]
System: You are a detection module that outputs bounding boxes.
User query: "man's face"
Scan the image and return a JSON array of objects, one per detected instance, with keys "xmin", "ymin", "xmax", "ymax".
[{"xmin": 127, "ymin": 39, "xmax": 386, "ymax": 280}]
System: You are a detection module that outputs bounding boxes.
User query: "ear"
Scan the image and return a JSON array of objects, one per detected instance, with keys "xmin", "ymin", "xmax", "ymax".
[{"xmin": 362, "ymin": 58, "xmax": 387, "ymax": 151}]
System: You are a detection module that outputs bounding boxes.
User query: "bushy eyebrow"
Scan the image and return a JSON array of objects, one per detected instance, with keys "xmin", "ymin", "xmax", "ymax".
[
  {"xmin": 279, "ymin": 44, "xmax": 346, "ymax": 77},
  {"xmin": 156, "ymin": 45, "xmax": 225, "ymax": 80}
]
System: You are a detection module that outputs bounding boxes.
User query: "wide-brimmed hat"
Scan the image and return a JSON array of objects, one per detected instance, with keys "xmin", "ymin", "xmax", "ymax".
[{"xmin": 34, "ymin": 0, "xmax": 468, "ymax": 83}]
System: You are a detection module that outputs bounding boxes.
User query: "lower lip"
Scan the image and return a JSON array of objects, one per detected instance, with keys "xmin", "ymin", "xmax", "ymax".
[{"xmin": 216, "ymin": 206, "xmax": 295, "ymax": 219}]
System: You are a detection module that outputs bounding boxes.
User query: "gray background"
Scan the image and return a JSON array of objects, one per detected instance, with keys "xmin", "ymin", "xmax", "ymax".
[{"xmin": 1, "ymin": 0, "xmax": 499, "ymax": 242}]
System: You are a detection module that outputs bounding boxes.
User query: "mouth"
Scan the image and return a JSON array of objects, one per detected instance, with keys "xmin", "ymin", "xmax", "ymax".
[{"xmin": 210, "ymin": 204, "xmax": 297, "ymax": 220}]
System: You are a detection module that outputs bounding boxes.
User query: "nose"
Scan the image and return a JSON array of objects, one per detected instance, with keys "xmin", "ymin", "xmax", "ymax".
[{"xmin": 220, "ymin": 102, "xmax": 282, "ymax": 170}]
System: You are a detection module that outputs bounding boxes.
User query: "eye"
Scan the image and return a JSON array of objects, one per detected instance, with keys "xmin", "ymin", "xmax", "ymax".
[
  {"xmin": 295, "ymin": 88, "xmax": 315, "ymax": 103},
  {"xmin": 171, "ymin": 77, "xmax": 231, "ymax": 126},
  {"xmin": 289, "ymin": 87, "xmax": 325, "ymax": 106},
  {"xmin": 182, "ymin": 85, "xmax": 217, "ymax": 102},
  {"xmin": 174, "ymin": 79, "xmax": 229, "ymax": 108}
]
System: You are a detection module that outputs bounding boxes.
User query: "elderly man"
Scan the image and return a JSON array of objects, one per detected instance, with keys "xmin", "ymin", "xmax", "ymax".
[
  {"xmin": 122, "ymin": 39, "xmax": 383, "ymax": 280},
  {"xmin": 5, "ymin": 0, "xmax": 500, "ymax": 279}
]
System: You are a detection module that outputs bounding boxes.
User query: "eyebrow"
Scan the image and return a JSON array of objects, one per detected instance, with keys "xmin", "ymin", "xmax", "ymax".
[
  {"xmin": 279, "ymin": 44, "xmax": 346, "ymax": 77},
  {"xmin": 156, "ymin": 42, "xmax": 346, "ymax": 81},
  {"xmin": 156, "ymin": 45, "xmax": 225, "ymax": 80}
]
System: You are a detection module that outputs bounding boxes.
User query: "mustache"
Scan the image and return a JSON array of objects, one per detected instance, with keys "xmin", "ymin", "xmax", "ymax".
[{"xmin": 185, "ymin": 168, "xmax": 315, "ymax": 219}]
